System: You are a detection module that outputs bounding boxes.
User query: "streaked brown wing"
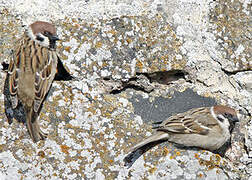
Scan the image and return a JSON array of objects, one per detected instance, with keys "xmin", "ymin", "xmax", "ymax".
[
  {"xmin": 33, "ymin": 48, "xmax": 57, "ymax": 113},
  {"xmin": 158, "ymin": 107, "xmax": 213, "ymax": 135},
  {"xmin": 8, "ymin": 50, "xmax": 21, "ymax": 108}
]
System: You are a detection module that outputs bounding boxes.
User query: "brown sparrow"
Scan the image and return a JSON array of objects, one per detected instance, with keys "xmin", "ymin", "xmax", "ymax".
[
  {"xmin": 128, "ymin": 105, "xmax": 239, "ymax": 153},
  {"xmin": 5, "ymin": 21, "xmax": 71, "ymax": 142}
]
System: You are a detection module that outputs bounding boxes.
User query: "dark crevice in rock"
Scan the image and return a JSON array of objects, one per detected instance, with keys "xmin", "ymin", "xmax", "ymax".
[
  {"xmin": 243, "ymin": 138, "xmax": 250, "ymax": 159},
  {"xmin": 196, "ymin": 79, "xmax": 209, "ymax": 87},
  {"xmin": 105, "ymin": 70, "xmax": 187, "ymax": 94},
  {"xmin": 103, "ymin": 77, "xmax": 111, "ymax": 81},
  {"xmin": 109, "ymin": 76, "xmax": 153, "ymax": 95},
  {"xmin": 213, "ymin": 59, "xmax": 252, "ymax": 75},
  {"xmin": 110, "ymin": 85, "xmax": 152, "ymax": 94},
  {"xmin": 139, "ymin": 70, "xmax": 187, "ymax": 84},
  {"xmin": 221, "ymin": 68, "xmax": 252, "ymax": 75},
  {"xmin": 242, "ymin": 108, "xmax": 252, "ymax": 117}
]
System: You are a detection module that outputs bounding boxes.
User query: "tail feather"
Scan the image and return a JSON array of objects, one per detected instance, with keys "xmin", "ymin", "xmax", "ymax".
[
  {"xmin": 128, "ymin": 131, "xmax": 169, "ymax": 153},
  {"xmin": 26, "ymin": 108, "xmax": 47, "ymax": 142}
]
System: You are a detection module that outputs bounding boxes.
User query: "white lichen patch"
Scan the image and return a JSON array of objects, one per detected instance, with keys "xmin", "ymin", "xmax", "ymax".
[
  {"xmin": 0, "ymin": 0, "xmax": 251, "ymax": 179},
  {"xmin": 234, "ymin": 44, "xmax": 245, "ymax": 57}
]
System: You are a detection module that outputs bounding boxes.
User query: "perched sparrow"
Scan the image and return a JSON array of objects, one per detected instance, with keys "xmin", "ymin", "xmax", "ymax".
[
  {"xmin": 128, "ymin": 105, "xmax": 239, "ymax": 154},
  {"xmin": 5, "ymin": 21, "xmax": 71, "ymax": 142}
]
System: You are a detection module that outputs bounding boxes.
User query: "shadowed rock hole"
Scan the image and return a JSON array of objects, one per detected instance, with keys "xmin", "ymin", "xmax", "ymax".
[
  {"xmin": 105, "ymin": 70, "xmax": 187, "ymax": 94},
  {"xmin": 110, "ymin": 84, "xmax": 152, "ymax": 95},
  {"xmin": 146, "ymin": 70, "xmax": 187, "ymax": 84}
]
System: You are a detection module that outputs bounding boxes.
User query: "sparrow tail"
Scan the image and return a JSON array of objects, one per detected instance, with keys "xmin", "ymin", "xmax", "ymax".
[
  {"xmin": 128, "ymin": 131, "xmax": 169, "ymax": 153},
  {"xmin": 26, "ymin": 108, "xmax": 47, "ymax": 142}
]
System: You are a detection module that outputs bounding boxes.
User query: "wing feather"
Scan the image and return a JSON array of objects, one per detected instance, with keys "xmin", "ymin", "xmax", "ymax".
[
  {"xmin": 33, "ymin": 49, "xmax": 57, "ymax": 113},
  {"xmin": 157, "ymin": 107, "xmax": 215, "ymax": 135},
  {"xmin": 8, "ymin": 52, "xmax": 20, "ymax": 108}
]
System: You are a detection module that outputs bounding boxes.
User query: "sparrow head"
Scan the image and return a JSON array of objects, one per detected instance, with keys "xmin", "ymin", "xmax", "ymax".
[
  {"xmin": 213, "ymin": 105, "xmax": 239, "ymax": 131},
  {"xmin": 27, "ymin": 21, "xmax": 59, "ymax": 50}
]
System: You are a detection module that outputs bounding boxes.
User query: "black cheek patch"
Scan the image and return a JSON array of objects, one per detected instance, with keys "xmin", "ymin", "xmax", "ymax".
[
  {"xmin": 49, "ymin": 40, "xmax": 56, "ymax": 49},
  {"xmin": 224, "ymin": 113, "xmax": 233, "ymax": 120},
  {"xmin": 36, "ymin": 35, "xmax": 44, "ymax": 41},
  {"xmin": 217, "ymin": 116, "xmax": 224, "ymax": 122}
]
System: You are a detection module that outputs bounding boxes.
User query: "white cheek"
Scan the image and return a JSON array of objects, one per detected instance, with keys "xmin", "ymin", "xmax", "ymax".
[
  {"xmin": 223, "ymin": 119, "xmax": 230, "ymax": 128},
  {"xmin": 218, "ymin": 114, "xmax": 230, "ymax": 129},
  {"xmin": 37, "ymin": 36, "xmax": 50, "ymax": 47},
  {"xmin": 210, "ymin": 107, "xmax": 230, "ymax": 129},
  {"xmin": 237, "ymin": 112, "xmax": 242, "ymax": 121},
  {"xmin": 27, "ymin": 29, "xmax": 50, "ymax": 48}
]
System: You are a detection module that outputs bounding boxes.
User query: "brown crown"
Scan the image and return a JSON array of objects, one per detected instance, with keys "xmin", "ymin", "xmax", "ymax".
[
  {"xmin": 30, "ymin": 21, "xmax": 57, "ymax": 35},
  {"xmin": 213, "ymin": 105, "xmax": 237, "ymax": 117}
]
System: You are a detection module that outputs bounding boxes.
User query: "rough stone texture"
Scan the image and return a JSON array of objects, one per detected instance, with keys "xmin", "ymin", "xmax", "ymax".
[{"xmin": 0, "ymin": 0, "xmax": 251, "ymax": 179}]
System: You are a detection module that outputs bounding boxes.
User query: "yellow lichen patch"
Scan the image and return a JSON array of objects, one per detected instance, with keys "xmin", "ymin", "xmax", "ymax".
[
  {"xmin": 163, "ymin": 147, "xmax": 169, "ymax": 156},
  {"xmin": 209, "ymin": 0, "xmax": 251, "ymax": 68},
  {"xmin": 197, "ymin": 173, "xmax": 204, "ymax": 178},
  {"xmin": 136, "ymin": 60, "xmax": 144, "ymax": 71},
  {"xmin": 126, "ymin": 37, "xmax": 133, "ymax": 44},
  {"xmin": 95, "ymin": 41, "xmax": 103, "ymax": 48},
  {"xmin": 107, "ymin": 30, "xmax": 117, "ymax": 36},
  {"xmin": 104, "ymin": 112, "xmax": 112, "ymax": 118},
  {"xmin": 194, "ymin": 153, "xmax": 200, "ymax": 159},
  {"xmin": 37, "ymin": 150, "xmax": 45, "ymax": 158},
  {"xmin": 74, "ymin": 23, "xmax": 80, "ymax": 28},
  {"xmin": 71, "ymin": 18, "xmax": 77, "ymax": 23},
  {"xmin": 143, "ymin": 155, "xmax": 147, "ymax": 161},
  {"xmin": 73, "ymin": 48, "xmax": 79, "ymax": 54},
  {"xmin": 171, "ymin": 61, "xmax": 186, "ymax": 69},
  {"xmin": 64, "ymin": 46, "xmax": 71, "ymax": 53},
  {"xmin": 65, "ymin": 124, "xmax": 75, "ymax": 129},
  {"xmin": 0, "ymin": 145, "xmax": 4, "ymax": 152},
  {"xmin": 61, "ymin": 54, "xmax": 68, "ymax": 60},
  {"xmin": 103, "ymin": 94, "xmax": 117, "ymax": 103},
  {"xmin": 60, "ymin": 145, "xmax": 70, "ymax": 154},
  {"xmin": 87, "ymin": 107, "xmax": 97, "ymax": 114},
  {"xmin": 198, "ymin": 154, "xmax": 223, "ymax": 170},
  {"xmin": 216, "ymin": 169, "xmax": 221, "ymax": 174},
  {"xmin": 102, "ymin": 61, "xmax": 109, "ymax": 67},
  {"xmin": 94, "ymin": 29, "xmax": 100, "ymax": 34},
  {"xmin": 148, "ymin": 167, "xmax": 157, "ymax": 174},
  {"xmin": 154, "ymin": 151, "xmax": 160, "ymax": 157},
  {"xmin": 210, "ymin": 154, "xmax": 221, "ymax": 166},
  {"xmin": 176, "ymin": 151, "xmax": 181, "ymax": 156}
]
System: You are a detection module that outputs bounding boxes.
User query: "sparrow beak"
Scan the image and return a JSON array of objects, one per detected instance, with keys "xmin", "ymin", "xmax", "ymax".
[
  {"xmin": 231, "ymin": 116, "xmax": 239, "ymax": 123},
  {"xmin": 50, "ymin": 35, "xmax": 60, "ymax": 41},
  {"xmin": 48, "ymin": 35, "xmax": 60, "ymax": 50}
]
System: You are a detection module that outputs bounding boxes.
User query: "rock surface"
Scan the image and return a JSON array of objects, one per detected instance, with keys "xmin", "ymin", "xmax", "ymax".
[{"xmin": 0, "ymin": 0, "xmax": 251, "ymax": 179}]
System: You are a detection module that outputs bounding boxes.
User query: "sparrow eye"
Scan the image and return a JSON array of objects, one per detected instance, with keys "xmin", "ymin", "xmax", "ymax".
[
  {"xmin": 44, "ymin": 31, "xmax": 50, "ymax": 36},
  {"xmin": 36, "ymin": 35, "xmax": 44, "ymax": 41}
]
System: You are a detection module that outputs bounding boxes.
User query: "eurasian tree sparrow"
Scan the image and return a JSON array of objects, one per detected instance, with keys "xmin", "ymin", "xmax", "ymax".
[
  {"xmin": 128, "ymin": 105, "xmax": 239, "ymax": 154},
  {"xmin": 5, "ymin": 21, "xmax": 71, "ymax": 142}
]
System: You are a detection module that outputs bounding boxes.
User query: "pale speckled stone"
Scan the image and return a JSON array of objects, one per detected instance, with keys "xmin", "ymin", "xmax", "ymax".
[{"xmin": 0, "ymin": 0, "xmax": 251, "ymax": 179}]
